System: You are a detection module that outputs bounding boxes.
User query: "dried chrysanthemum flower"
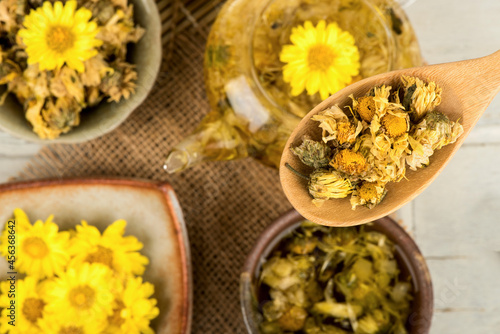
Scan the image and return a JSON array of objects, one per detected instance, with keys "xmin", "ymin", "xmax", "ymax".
[
  {"xmin": 353, "ymin": 96, "xmax": 376, "ymax": 122},
  {"xmin": 350, "ymin": 181, "xmax": 387, "ymax": 210},
  {"xmin": 312, "ymin": 106, "xmax": 362, "ymax": 147},
  {"xmin": 28, "ymin": 96, "xmax": 81, "ymax": 139},
  {"xmin": 406, "ymin": 111, "xmax": 464, "ymax": 170},
  {"xmin": 422, "ymin": 111, "xmax": 464, "ymax": 150},
  {"xmin": 81, "ymin": 55, "xmax": 113, "ymax": 87},
  {"xmin": 291, "ymin": 136, "xmax": 332, "ymax": 169},
  {"xmin": 97, "ymin": 6, "xmax": 145, "ymax": 58},
  {"xmin": 288, "ymin": 76, "xmax": 462, "ymax": 210},
  {"xmin": 49, "ymin": 66, "xmax": 85, "ymax": 104},
  {"xmin": 308, "ymin": 169, "xmax": 353, "ymax": 207},
  {"xmin": 401, "ymin": 75, "xmax": 442, "ymax": 122},
  {"xmin": 330, "ymin": 149, "xmax": 367, "ymax": 176},
  {"xmin": 381, "ymin": 113, "xmax": 408, "ymax": 138},
  {"xmin": 100, "ymin": 61, "xmax": 138, "ymax": 102}
]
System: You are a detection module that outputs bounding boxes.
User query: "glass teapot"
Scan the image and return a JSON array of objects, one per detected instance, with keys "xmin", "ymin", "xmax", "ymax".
[{"xmin": 164, "ymin": 0, "xmax": 423, "ymax": 173}]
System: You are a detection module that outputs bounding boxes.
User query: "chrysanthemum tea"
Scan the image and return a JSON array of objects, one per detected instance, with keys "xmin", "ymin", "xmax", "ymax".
[{"xmin": 289, "ymin": 76, "xmax": 464, "ymax": 209}]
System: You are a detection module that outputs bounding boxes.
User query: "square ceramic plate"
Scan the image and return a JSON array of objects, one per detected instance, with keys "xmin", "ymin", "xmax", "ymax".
[{"xmin": 0, "ymin": 178, "xmax": 192, "ymax": 334}]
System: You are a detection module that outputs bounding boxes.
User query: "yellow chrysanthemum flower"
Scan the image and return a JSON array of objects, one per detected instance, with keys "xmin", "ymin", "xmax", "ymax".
[
  {"xmin": 0, "ymin": 277, "xmax": 47, "ymax": 334},
  {"xmin": 38, "ymin": 312, "xmax": 105, "ymax": 334},
  {"xmin": 18, "ymin": 0, "xmax": 102, "ymax": 73},
  {"xmin": 104, "ymin": 277, "xmax": 159, "ymax": 334},
  {"xmin": 69, "ymin": 220, "xmax": 149, "ymax": 277},
  {"xmin": 45, "ymin": 263, "xmax": 114, "ymax": 325},
  {"xmin": 1, "ymin": 208, "xmax": 32, "ymax": 234},
  {"xmin": 280, "ymin": 20, "xmax": 360, "ymax": 100},
  {"xmin": 0, "ymin": 211, "xmax": 70, "ymax": 279}
]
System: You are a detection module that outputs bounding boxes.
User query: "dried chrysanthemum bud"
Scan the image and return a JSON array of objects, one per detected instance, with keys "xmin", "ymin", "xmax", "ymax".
[
  {"xmin": 350, "ymin": 181, "xmax": 387, "ymax": 210},
  {"xmin": 401, "ymin": 76, "xmax": 442, "ymax": 122},
  {"xmin": 330, "ymin": 149, "xmax": 367, "ymax": 176},
  {"xmin": 277, "ymin": 305, "xmax": 308, "ymax": 331},
  {"xmin": 354, "ymin": 96, "xmax": 376, "ymax": 122},
  {"xmin": 312, "ymin": 106, "xmax": 362, "ymax": 146},
  {"xmin": 100, "ymin": 61, "xmax": 138, "ymax": 102},
  {"xmin": 291, "ymin": 137, "xmax": 332, "ymax": 168},
  {"xmin": 308, "ymin": 169, "xmax": 353, "ymax": 207},
  {"xmin": 423, "ymin": 111, "xmax": 463, "ymax": 149},
  {"xmin": 406, "ymin": 111, "xmax": 464, "ymax": 170},
  {"xmin": 381, "ymin": 113, "xmax": 408, "ymax": 138}
]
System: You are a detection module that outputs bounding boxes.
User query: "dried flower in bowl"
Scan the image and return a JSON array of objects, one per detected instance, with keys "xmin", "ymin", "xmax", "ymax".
[
  {"xmin": 256, "ymin": 221, "xmax": 414, "ymax": 334},
  {"xmin": 288, "ymin": 76, "xmax": 464, "ymax": 210},
  {"xmin": 0, "ymin": 0, "xmax": 144, "ymax": 139},
  {"xmin": 0, "ymin": 209, "xmax": 159, "ymax": 334}
]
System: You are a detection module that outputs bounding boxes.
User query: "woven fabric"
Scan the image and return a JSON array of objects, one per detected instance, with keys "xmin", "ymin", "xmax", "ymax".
[{"xmin": 17, "ymin": 0, "xmax": 292, "ymax": 332}]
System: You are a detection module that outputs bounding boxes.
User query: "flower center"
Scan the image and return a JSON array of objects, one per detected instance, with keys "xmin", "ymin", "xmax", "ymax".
[
  {"xmin": 59, "ymin": 326, "xmax": 84, "ymax": 334},
  {"xmin": 356, "ymin": 96, "xmax": 377, "ymax": 122},
  {"xmin": 85, "ymin": 245, "xmax": 114, "ymax": 268},
  {"xmin": 22, "ymin": 297, "xmax": 45, "ymax": 323},
  {"xmin": 108, "ymin": 300, "xmax": 126, "ymax": 326},
  {"xmin": 23, "ymin": 237, "xmax": 49, "ymax": 258},
  {"xmin": 331, "ymin": 149, "xmax": 367, "ymax": 175},
  {"xmin": 69, "ymin": 285, "xmax": 95, "ymax": 309},
  {"xmin": 359, "ymin": 183, "xmax": 378, "ymax": 201},
  {"xmin": 46, "ymin": 26, "xmax": 75, "ymax": 53},
  {"xmin": 381, "ymin": 114, "xmax": 407, "ymax": 138},
  {"xmin": 307, "ymin": 44, "xmax": 336, "ymax": 72}
]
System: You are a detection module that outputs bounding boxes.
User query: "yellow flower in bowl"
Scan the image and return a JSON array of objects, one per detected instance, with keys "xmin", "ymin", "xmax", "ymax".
[
  {"xmin": 106, "ymin": 277, "xmax": 160, "ymax": 334},
  {"xmin": 18, "ymin": 0, "xmax": 102, "ymax": 73},
  {"xmin": 0, "ymin": 277, "xmax": 47, "ymax": 333},
  {"xmin": 45, "ymin": 262, "xmax": 115, "ymax": 324},
  {"xmin": 39, "ymin": 311, "xmax": 106, "ymax": 334},
  {"xmin": 69, "ymin": 220, "xmax": 149, "ymax": 277},
  {"xmin": 0, "ymin": 214, "xmax": 70, "ymax": 279},
  {"xmin": 280, "ymin": 20, "xmax": 360, "ymax": 100}
]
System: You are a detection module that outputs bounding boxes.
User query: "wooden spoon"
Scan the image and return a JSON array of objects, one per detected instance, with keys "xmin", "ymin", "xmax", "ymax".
[{"xmin": 280, "ymin": 50, "xmax": 500, "ymax": 227}]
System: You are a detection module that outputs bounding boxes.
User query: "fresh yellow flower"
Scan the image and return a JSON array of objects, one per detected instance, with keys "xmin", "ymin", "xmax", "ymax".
[
  {"xmin": 69, "ymin": 220, "xmax": 149, "ymax": 277},
  {"xmin": 0, "ymin": 212, "xmax": 70, "ymax": 279},
  {"xmin": 38, "ymin": 312, "xmax": 105, "ymax": 334},
  {"xmin": 3, "ymin": 208, "xmax": 32, "ymax": 233},
  {"xmin": 18, "ymin": 1, "xmax": 102, "ymax": 73},
  {"xmin": 0, "ymin": 277, "xmax": 47, "ymax": 334},
  {"xmin": 104, "ymin": 277, "xmax": 159, "ymax": 334},
  {"xmin": 44, "ymin": 263, "xmax": 114, "ymax": 325},
  {"xmin": 280, "ymin": 20, "xmax": 360, "ymax": 100}
]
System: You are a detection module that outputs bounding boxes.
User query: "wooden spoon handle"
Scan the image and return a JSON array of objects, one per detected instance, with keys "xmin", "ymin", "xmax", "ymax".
[{"xmin": 432, "ymin": 50, "xmax": 500, "ymax": 119}]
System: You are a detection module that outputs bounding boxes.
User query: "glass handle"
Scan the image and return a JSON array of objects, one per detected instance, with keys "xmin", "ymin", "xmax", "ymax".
[{"xmin": 397, "ymin": 0, "xmax": 418, "ymax": 8}]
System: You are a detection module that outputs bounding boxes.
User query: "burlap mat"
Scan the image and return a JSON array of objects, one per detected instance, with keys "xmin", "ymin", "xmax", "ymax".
[{"xmin": 16, "ymin": 0, "xmax": 292, "ymax": 332}]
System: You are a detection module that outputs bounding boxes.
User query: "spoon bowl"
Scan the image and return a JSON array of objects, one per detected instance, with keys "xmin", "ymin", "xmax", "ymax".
[{"xmin": 280, "ymin": 50, "xmax": 500, "ymax": 226}]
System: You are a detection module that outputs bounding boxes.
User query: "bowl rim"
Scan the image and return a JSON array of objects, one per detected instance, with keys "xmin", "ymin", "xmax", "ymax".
[
  {"xmin": 0, "ymin": 177, "xmax": 193, "ymax": 334},
  {"xmin": 241, "ymin": 209, "xmax": 433, "ymax": 334}
]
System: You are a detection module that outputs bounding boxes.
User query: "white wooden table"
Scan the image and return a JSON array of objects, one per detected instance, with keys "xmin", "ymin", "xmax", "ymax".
[{"xmin": 1, "ymin": 0, "xmax": 499, "ymax": 332}]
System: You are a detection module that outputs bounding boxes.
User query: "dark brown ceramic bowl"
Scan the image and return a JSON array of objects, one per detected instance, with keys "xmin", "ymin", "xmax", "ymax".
[{"xmin": 241, "ymin": 210, "xmax": 433, "ymax": 334}]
